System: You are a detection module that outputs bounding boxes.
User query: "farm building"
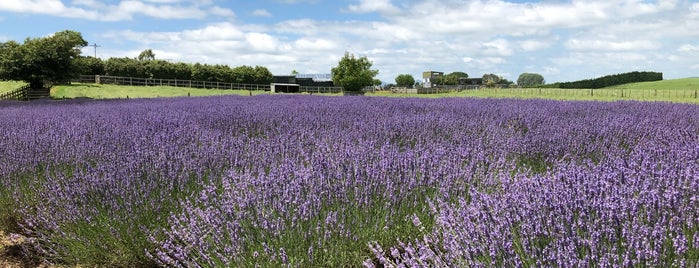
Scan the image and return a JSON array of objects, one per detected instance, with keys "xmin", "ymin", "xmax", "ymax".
[
  {"xmin": 271, "ymin": 74, "xmax": 336, "ymax": 93},
  {"xmin": 422, "ymin": 71, "xmax": 443, "ymax": 88},
  {"xmin": 459, "ymin": 78, "xmax": 484, "ymax": 89}
]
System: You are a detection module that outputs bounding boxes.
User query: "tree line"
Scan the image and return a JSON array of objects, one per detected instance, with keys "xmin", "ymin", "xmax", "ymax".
[
  {"xmin": 77, "ymin": 49, "xmax": 274, "ymax": 84},
  {"xmin": 558, "ymin": 71, "xmax": 663, "ymax": 89},
  {"xmin": 393, "ymin": 72, "xmax": 531, "ymax": 88},
  {"xmin": 0, "ymin": 31, "xmax": 275, "ymax": 89}
]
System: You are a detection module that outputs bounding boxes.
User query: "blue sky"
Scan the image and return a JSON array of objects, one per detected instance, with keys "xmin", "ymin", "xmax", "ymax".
[{"xmin": 1, "ymin": 0, "xmax": 698, "ymax": 83}]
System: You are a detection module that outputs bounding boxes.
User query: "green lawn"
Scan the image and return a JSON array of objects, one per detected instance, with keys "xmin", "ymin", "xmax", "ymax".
[
  {"xmin": 0, "ymin": 81, "xmax": 27, "ymax": 93},
  {"xmin": 366, "ymin": 78, "xmax": 699, "ymax": 103},
  {"xmin": 52, "ymin": 83, "xmax": 272, "ymax": 99},
  {"xmin": 607, "ymin": 77, "xmax": 699, "ymax": 90}
]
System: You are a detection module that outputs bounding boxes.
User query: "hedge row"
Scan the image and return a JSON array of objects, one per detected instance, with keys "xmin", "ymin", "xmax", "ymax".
[{"xmin": 559, "ymin": 71, "xmax": 663, "ymax": 89}]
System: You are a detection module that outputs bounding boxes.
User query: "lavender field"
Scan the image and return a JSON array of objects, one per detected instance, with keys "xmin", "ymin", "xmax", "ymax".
[{"xmin": 1, "ymin": 95, "xmax": 698, "ymax": 267}]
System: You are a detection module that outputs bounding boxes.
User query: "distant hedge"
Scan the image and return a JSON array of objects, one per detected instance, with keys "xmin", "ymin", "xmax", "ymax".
[{"xmin": 559, "ymin": 71, "xmax": 663, "ymax": 89}]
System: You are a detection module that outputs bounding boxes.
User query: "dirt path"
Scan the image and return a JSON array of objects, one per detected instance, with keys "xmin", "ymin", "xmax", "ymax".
[
  {"xmin": 1, "ymin": 231, "xmax": 83, "ymax": 268},
  {"xmin": 0, "ymin": 230, "xmax": 27, "ymax": 267}
]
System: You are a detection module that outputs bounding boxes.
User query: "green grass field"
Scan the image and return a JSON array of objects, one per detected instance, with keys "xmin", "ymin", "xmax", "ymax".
[
  {"xmin": 52, "ymin": 83, "xmax": 272, "ymax": 99},
  {"xmin": 365, "ymin": 77, "xmax": 699, "ymax": 103},
  {"xmin": 0, "ymin": 81, "xmax": 27, "ymax": 94},
  {"xmin": 6, "ymin": 78, "xmax": 699, "ymax": 103},
  {"xmin": 367, "ymin": 87, "xmax": 699, "ymax": 103},
  {"xmin": 607, "ymin": 77, "xmax": 699, "ymax": 90}
]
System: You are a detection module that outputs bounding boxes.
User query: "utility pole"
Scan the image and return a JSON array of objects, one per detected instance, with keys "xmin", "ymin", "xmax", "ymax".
[{"xmin": 89, "ymin": 43, "xmax": 101, "ymax": 58}]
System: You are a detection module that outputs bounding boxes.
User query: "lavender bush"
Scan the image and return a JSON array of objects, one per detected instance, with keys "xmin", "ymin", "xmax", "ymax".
[{"xmin": 0, "ymin": 96, "xmax": 697, "ymax": 267}]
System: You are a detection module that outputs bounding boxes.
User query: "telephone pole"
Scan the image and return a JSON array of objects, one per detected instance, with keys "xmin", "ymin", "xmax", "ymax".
[{"xmin": 89, "ymin": 43, "xmax": 101, "ymax": 58}]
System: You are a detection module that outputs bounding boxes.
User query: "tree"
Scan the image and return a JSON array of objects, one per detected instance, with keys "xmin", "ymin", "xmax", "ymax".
[
  {"xmin": 73, "ymin": 56, "xmax": 105, "ymax": 76},
  {"xmin": 105, "ymin": 57, "xmax": 146, "ymax": 78},
  {"xmin": 434, "ymin": 71, "xmax": 468, "ymax": 85},
  {"xmin": 395, "ymin": 74, "xmax": 415, "ymax": 88},
  {"xmin": 331, "ymin": 52, "xmax": 379, "ymax": 92},
  {"xmin": 517, "ymin": 73, "xmax": 545, "ymax": 87},
  {"xmin": 481, "ymin": 74, "xmax": 502, "ymax": 88},
  {"xmin": 0, "ymin": 30, "xmax": 88, "ymax": 88},
  {"xmin": 137, "ymin": 49, "xmax": 156, "ymax": 61},
  {"xmin": 231, "ymin": 65, "xmax": 255, "ymax": 84},
  {"xmin": 500, "ymin": 78, "xmax": 515, "ymax": 86},
  {"xmin": 482, "ymin": 73, "xmax": 500, "ymax": 84},
  {"xmin": 253, "ymin": 66, "xmax": 273, "ymax": 84}
]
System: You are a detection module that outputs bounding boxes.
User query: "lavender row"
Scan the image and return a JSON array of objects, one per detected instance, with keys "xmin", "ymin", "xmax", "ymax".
[{"xmin": 0, "ymin": 96, "xmax": 697, "ymax": 266}]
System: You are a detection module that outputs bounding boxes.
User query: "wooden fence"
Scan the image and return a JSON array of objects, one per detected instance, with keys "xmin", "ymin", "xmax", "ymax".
[
  {"xmin": 79, "ymin": 75, "xmax": 270, "ymax": 91},
  {"xmin": 0, "ymin": 85, "xmax": 29, "ymax": 101},
  {"xmin": 76, "ymin": 75, "xmax": 344, "ymax": 94},
  {"xmin": 0, "ymin": 84, "xmax": 52, "ymax": 101}
]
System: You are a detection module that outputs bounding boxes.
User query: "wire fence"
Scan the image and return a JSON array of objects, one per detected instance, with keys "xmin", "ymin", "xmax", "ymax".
[
  {"xmin": 395, "ymin": 86, "xmax": 699, "ymax": 100},
  {"xmin": 476, "ymin": 87, "xmax": 699, "ymax": 99}
]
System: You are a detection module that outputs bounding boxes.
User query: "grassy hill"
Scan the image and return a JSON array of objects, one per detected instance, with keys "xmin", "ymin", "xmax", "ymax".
[{"xmin": 606, "ymin": 77, "xmax": 699, "ymax": 90}]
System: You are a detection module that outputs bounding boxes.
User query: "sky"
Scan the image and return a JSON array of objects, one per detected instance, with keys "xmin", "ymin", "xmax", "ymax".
[{"xmin": 1, "ymin": 0, "xmax": 698, "ymax": 84}]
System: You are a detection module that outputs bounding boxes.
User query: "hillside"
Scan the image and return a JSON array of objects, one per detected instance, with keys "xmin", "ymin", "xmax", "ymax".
[{"xmin": 606, "ymin": 77, "xmax": 699, "ymax": 90}]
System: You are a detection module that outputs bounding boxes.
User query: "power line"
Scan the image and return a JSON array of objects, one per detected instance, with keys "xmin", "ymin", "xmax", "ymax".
[{"xmin": 89, "ymin": 43, "xmax": 101, "ymax": 58}]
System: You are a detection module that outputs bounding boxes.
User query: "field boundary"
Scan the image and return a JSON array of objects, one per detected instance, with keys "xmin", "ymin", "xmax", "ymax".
[
  {"xmin": 0, "ymin": 84, "xmax": 52, "ymax": 101},
  {"xmin": 0, "ymin": 85, "xmax": 29, "ymax": 101},
  {"xmin": 475, "ymin": 87, "xmax": 699, "ymax": 99},
  {"xmin": 75, "ymin": 75, "xmax": 344, "ymax": 94}
]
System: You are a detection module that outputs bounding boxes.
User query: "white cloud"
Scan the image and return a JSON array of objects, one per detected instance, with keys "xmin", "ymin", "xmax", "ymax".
[
  {"xmin": 1, "ymin": 0, "xmax": 235, "ymax": 21},
  {"xmin": 541, "ymin": 67, "xmax": 561, "ymax": 76},
  {"xmin": 346, "ymin": 0, "xmax": 398, "ymax": 14},
  {"xmin": 519, "ymin": 40, "xmax": 553, "ymax": 51},
  {"xmin": 482, "ymin": 39, "xmax": 513, "ymax": 56},
  {"xmin": 294, "ymin": 38, "xmax": 337, "ymax": 50},
  {"xmin": 109, "ymin": 1, "xmax": 207, "ymax": 20},
  {"xmin": 678, "ymin": 44, "xmax": 699, "ymax": 52},
  {"xmin": 565, "ymin": 39, "xmax": 660, "ymax": 52},
  {"xmin": 209, "ymin": 6, "xmax": 235, "ymax": 17},
  {"xmin": 251, "ymin": 9, "xmax": 272, "ymax": 17},
  {"xmin": 245, "ymin": 33, "xmax": 280, "ymax": 53},
  {"xmin": 0, "ymin": 0, "xmax": 99, "ymax": 19},
  {"xmin": 74, "ymin": 0, "xmax": 699, "ymax": 82},
  {"xmin": 71, "ymin": 0, "xmax": 104, "ymax": 8}
]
